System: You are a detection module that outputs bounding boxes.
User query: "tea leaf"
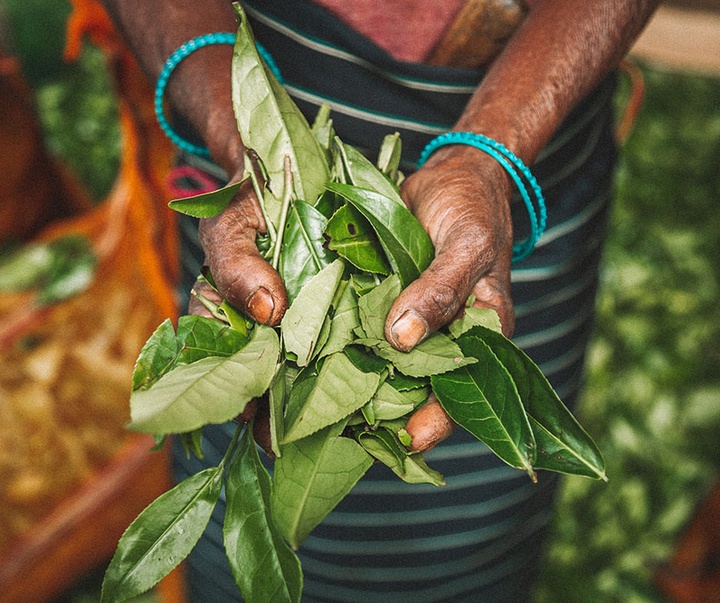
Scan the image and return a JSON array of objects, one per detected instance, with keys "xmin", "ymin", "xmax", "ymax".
[
  {"xmin": 282, "ymin": 352, "xmax": 382, "ymax": 443},
  {"xmin": 281, "ymin": 259, "xmax": 344, "ymax": 367},
  {"xmin": 369, "ymin": 381, "xmax": 427, "ymax": 421},
  {"xmin": 431, "ymin": 335, "xmax": 536, "ymax": 476},
  {"xmin": 467, "ymin": 325, "xmax": 607, "ymax": 480},
  {"xmin": 357, "ymin": 274, "xmax": 402, "ymax": 340},
  {"xmin": 272, "ymin": 421, "xmax": 373, "ymax": 549},
  {"xmin": 326, "ymin": 182, "xmax": 433, "ymax": 287},
  {"xmin": 335, "ymin": 138, "xmax": 404, "ymax": 206},
  {"xmin": 224, "ymin": 429, "xmax": 302, "ymax": 603},
  {"xmin": 448, "ymin": 307, "xmax": 503, "ymax": 339},
  {"xmin": 132, "ymin": 316, "xmax": 250, "ymax": 392},
  {"xmin": 317, "ymin": 279, "xmax": 361, "ymax": 358},
  {"xmin": 280, "ymin": 199, "xmax": 336, "ymax": 303},
  {"xmin": 356, "ymin": 428, "xmax": 444, "ymax": 486},
  {"xmin": 232, "ymin": 5, "xmax": 328, "ymax": 206},
  {"xmin": 362, "ymin": 332, "xmax": 476, "ymax": 378},
  {"xmin": 168, "ymin": 181, "xmax": 243, "ymax": 218},
  {"xmin": 129, "ymin": 325, "xmax": 280, "ymax": 434},
  {"xmin": 376, "ymin": 132, "xmax": 403, "ymax": 185},
  {"xmin": 325, "ymin": 203, "xmax": 391, "ymax": 275},
  {"xmin": 101, "ymin": 466, "xmax": 223, "ymax": 603}
]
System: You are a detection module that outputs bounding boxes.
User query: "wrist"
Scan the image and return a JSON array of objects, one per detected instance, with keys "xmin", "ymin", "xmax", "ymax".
[{"xmin": 416, "ymin": 131, "xmax": 546, "ymax": 262}]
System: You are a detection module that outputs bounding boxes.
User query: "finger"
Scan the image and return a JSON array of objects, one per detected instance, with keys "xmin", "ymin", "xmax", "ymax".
[
  {"xmin": 385, "ymin": 222, "xmax": 513, "ymax": 351},
  {"xmin": 470, "ymin": 275, "xmax": 515, "ymax": 338},
  {"xmin": 405, "ymin": 395, "xmax": 456, "ymax": 452},
  {"xmin": 199, "ymin": 179, "xmax": 287, "ymax": 326}
]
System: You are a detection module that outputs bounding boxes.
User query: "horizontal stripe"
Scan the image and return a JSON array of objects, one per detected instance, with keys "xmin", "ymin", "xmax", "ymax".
[
  {"xmin": 302, "ymin": 508, "xmax": 542, "ymax": 555},
  {"xmin": 244, "ymin": 3, "xmax": 480, "ymax": 94},
  {"xmin": 538, "ymin": 337, "xmax": 590, "ymax": 377},
  {"xmin": 287, "ymin": 83, "xmax": 450, "ymax": 134},
  {"xmin": 302, "ymin": 508, "xmax": 549, "ymax": 585},
  {"xmin": 510, "ymin": 230, "xmax": 604, "ymax": 282},
  {"xmin": 320, "ymin": 484, "xmax": 536, "ymax": 528},
  {"xmin": 302, "ymin": 553, "xmax": 529, "ymax": 603},
  {"xmin": 513, "ymin": 304, "xmax": 595, "ymax": 350},
  {"xmin": 350, "ymin": 464, "xmax": 523, "ymax": 495},
  {"xmin": 515, "ymin": 269, "xmax": 597, "ymax": 319}
]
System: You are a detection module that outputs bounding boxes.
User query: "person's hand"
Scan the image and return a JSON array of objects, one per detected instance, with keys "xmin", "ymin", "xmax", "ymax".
[
  {"xmin": 391, "ymin": 145, "xmax": 516, "ymax": 451},
  {"xmin": 188, "ymin": 146, "xmax": 516, "ymax": 454},
  {"xmin": 196, "ymin": 172, "xmax": 288, "ymax": 326}
]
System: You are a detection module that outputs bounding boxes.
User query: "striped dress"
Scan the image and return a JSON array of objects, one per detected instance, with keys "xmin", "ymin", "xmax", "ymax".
[{"xmin": 173, "ymin": 1, "xmax": 618, "ymax": 601}]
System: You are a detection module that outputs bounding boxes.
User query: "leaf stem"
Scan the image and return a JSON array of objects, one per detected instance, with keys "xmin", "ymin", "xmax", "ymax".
[
  {"xmin": 219, "ymin": 423, "xmax": 246, "ymax": 471},
  {"xmin": 190, "ymin": 288, "xmax": 229, "ymax": 324},
  {"xmin": 244, "ymin": 153, "xmax": 277, "ymax": 247},
  {"xmin": 271, "ymin": 155, "xmax": 294, "ymax": 271}
]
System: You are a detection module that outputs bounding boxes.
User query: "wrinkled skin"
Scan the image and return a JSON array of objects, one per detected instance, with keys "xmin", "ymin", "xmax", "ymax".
[{"xmin": 103, "ymin": 0, "xmax": 659, "ymax": 451}]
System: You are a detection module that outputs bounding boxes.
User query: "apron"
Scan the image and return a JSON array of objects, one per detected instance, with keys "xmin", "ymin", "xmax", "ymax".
[{"xmin": 173, "ymin": 1, "xmax": 618, "ymax": 600}]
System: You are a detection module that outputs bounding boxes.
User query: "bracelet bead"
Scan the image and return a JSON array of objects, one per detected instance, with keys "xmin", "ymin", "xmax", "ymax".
[
  {"xmin": 417, "ymin": 131, "xmax": 547, "ymax": 262},
  {"xmin": 155, "ymin": 33, "xmax": 283, "ymax": 158}
]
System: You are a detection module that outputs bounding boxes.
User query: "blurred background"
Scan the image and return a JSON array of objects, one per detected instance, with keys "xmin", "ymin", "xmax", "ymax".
[{"xmin": 0, "ymin": 1, "xmax": 719, "ymax": 601}]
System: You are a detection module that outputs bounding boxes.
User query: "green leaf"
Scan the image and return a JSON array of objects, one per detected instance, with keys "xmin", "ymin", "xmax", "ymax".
[
  {"xmin": 362, "ymin": 332, "xmax": 476, "ymax": 378},
  {"xmin": 272, "ymin": 421, "xmax": 373, "ymax": 549},
  {"xmin": 335, "ymin": 138, "xmax": 405, "ymax": 206},
  {"xmin": 268, "ymin": 364, "xmax": 287, "ymax": 458},
  {"xmin": 281, "ymin": 258, "xmax": 344, "ymax": 367},
  {"xmin": 343, "ymin": 345, "xmax": 390, "ymax": 375},
  {"xmin": 282, "ymin": 352, "xmax": 382, "ymax": 443},
  {"xmin": 168, "ymin": 181, "xmax": 243, "ymax": 218},
  {"xmin": 448, "ymin": 307, "xmax": 503, "ymax": 339},
  {"xmin": 101, "ymin": 465, "xmax": 224, "ymax": 603},
  {"xmin": 280, "ymin": 199, "xmax": 336, "ymax": 303},
  {"xmin": 0, "ymin": 235, "xmax": 96, "ymax": 304},
  {"xmin": 326, "ymin": 182, "xmax": 434, "ymax": 287},
  {"xmin": 132, "ymin": 316, "xmax": 250, "ymax": 392},
  {"xmin": 129, "ymin": 326, "xmax": 280, "ymax": 434},
  {"xmin": 431, "ymin": 335, "xmax": 536, "ymax": 476},
  {"xmin": 232, "ymin": 5, "xmax": 329, "ymax": 206},
  {"xmin": 357, "ymin": 274, "xmax": 402, "ymax": 340},
  {"xmin": 376, "ymin": 132, "xmax": 403, "ymax": 185},
  {"xmin": 356, "ymin": 428, "xmax": 444, "ymax": 486},
  {"xmin": 310, "ymin": 103, "xmax": 335, "ymax": 162},
  {"xmin": 468, "ymin": 325, "xmax": 607, "ymax": 480},
  {"xmin": 317, "ymin": 279, "xmax": 361, "ymax": 358},
  {"xmin": 223, "ymin": 429, "xmax": 303, "ymax": 603},
  {"xmin": 324, "ymin": 203, "xmax": 391, "ymax": 275},
  {"xmin": 369, "ymin": 381, "xmax": 427, "ymax": 421}
]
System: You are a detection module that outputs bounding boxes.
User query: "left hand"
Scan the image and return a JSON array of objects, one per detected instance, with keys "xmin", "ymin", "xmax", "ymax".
[{"xmin": 389, "ymin": 144, "xmax": 517, "ymax": 451}]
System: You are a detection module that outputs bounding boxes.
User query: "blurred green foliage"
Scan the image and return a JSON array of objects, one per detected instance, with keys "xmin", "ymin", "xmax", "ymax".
[
  {"xmin": 538, "ymin": 68, "xmax": 720, "ymax": 602},
  {"xmin": 4, "ymin": 2, "xmax": 720, "ymax": 601},
  {"xmin": 3, "ymin": 0, "xmax": 120, "ymax": 200}
]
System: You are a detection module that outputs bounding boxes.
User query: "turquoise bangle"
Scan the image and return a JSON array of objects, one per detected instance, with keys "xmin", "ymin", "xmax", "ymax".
[
  {"xmin": 155, "ymin": 33, "xmax": 283, "ymax": 158},
  {"xmin": 416, "ymin": 132, "xmax": 547, "ymax": 262}
]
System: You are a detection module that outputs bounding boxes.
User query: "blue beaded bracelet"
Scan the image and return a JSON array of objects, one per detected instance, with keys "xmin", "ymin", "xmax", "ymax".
[
  {"xmin": 416, "ymin": 132, "xmax": 547, "ymax": 262},
  {"xmin": 155, "ymin": 33, "xmax": 283, "ymax": 158}
]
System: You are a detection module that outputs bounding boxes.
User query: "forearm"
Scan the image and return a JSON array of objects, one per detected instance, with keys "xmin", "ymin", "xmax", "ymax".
[
  {"xmin": 101, "ymin": 0, "xmax": 243, "ymax": 176},
  {"xmin": 455, "ymin": 0, "xmax": 659, "ymax": 163}
]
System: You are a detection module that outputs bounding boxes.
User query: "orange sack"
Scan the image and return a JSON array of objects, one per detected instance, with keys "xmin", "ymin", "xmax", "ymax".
[{"xmin": 0, "ymin": 1, "xmax": 183, "ymax": 600}]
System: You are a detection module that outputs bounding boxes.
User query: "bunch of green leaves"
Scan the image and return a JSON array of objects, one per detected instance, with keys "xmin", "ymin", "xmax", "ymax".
[
  {"xmin": 0, "ymin": 235, "xmax": 96, "ymax": 305},
  {"xmin": 101, "ymin": 6, "xmax": 605, "ymax": 602}
]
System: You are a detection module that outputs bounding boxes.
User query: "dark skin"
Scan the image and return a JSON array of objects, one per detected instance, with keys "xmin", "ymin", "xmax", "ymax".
[{"xmin": 102, "ymin": 0, "xmax": 658, "ymax": 451}]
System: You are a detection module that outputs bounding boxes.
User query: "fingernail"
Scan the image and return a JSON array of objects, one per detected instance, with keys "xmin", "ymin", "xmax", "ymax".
[
  {"xmin": 389, "ymin": 310, "xmax": 428, "ymax": 351},
  {"xmin": 247, "ymin": 287, "xmax": 274, "ymax": 324}
]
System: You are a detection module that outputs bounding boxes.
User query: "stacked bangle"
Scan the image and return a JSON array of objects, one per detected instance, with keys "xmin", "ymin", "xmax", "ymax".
[
  {"xmin": 154, "ymin": 33, "xmax": 283, "ymax": 158},
  {"xmin": 417, "ymin": 132, "xmax": 546, "ymax": 262}
]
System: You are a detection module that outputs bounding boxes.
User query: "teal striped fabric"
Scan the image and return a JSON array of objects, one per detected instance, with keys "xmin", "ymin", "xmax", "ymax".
[{"xmin": 173, "ymin": 1, "xmax": 618, "ymax": 601}]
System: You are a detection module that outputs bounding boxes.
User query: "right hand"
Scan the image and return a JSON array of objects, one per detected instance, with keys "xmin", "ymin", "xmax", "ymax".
[{"xmin": 195, "ymin": 173, "xmax": 288, "ymax": 326}]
